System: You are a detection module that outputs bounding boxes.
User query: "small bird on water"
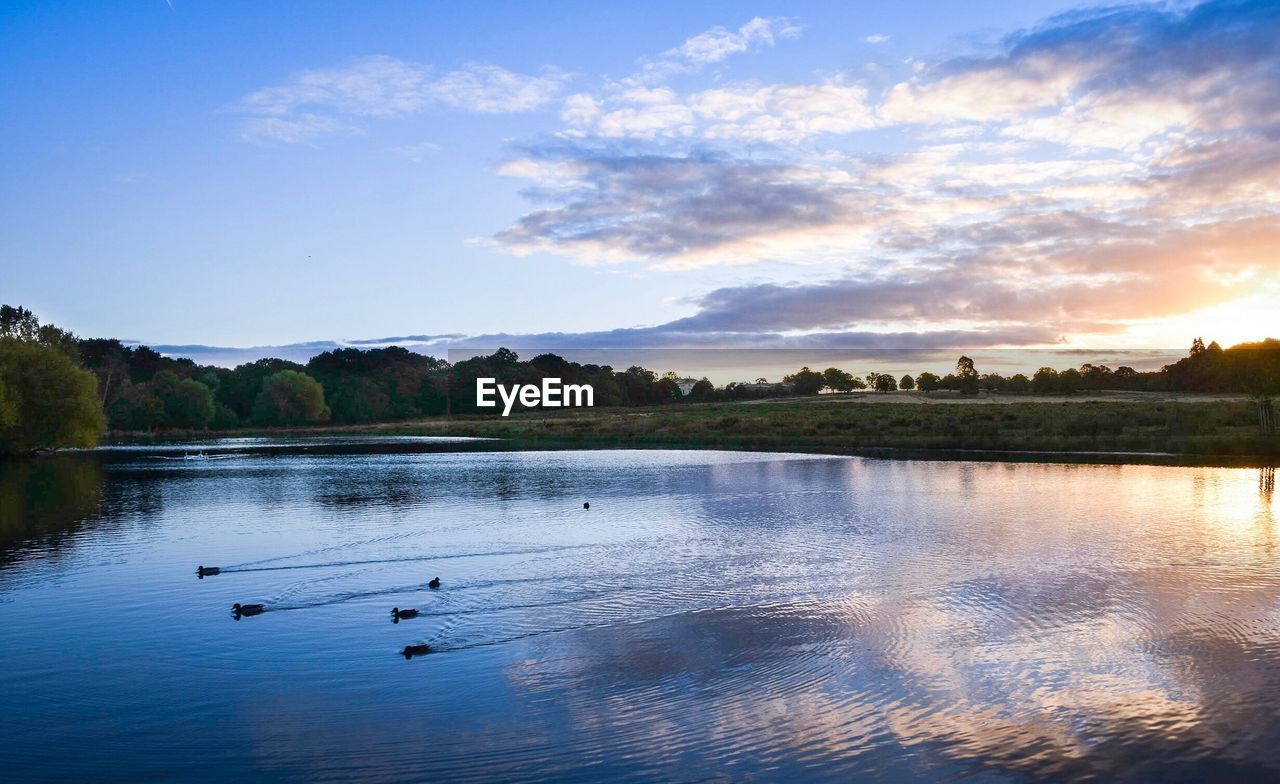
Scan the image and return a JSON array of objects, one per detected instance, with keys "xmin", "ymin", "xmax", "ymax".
[
  {"xmin": 196, "ymin": 565, "xmax": 220, "ymax": 578},
  {"xmin": 583, "ymin": 502, "xmax": 590, "ymax": 510},
  {"xmin": 428, "ymin": 577, "xmax": 441, "ymax": 589},
  {"xmin": 232, "ymin": 603, "xmax": 265, "ymax": 617},
  {"xmin": 391, "ymin": 607, "xmax": 419, "ymax": 622},
  {"xmin": 402, "ymin": 644, "xmax": 431, "ymax": 659}
]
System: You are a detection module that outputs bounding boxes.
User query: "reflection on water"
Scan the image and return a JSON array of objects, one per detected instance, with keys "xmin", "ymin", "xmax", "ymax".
[
  {"xmin": 1, "ymin": 448, "xmax": 1278, "ymax": 782},
  {"xmin": 0, "ymin": 457, "xmax": 103, "ymax": 569}
]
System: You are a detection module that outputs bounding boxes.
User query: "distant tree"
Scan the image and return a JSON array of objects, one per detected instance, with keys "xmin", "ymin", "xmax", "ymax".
[
  {"xmin": 1032, "ymin": 367, "xmax": 1060, "ymax": 394},
  {"xmin": 253, "ymin": 370, "xmax": 329, "ymax": 426},
  {"xmin": 211, "ymin": 403, "xmax": 240, "ymax": 430},
  {"xmin": 418, "ymin": 376, "xmax": 448, "ymax": 416},
  {"xmin": 754, "ymin": 377, "xmax": 768, "ymax": 384},
  {"xmin": 873, "ymin": 373, "xmax": 898, "ymax": 393},
  {"xmin": 1080, "ymin": 363, "xmax": 1113, "ymax": 390},
  {"xmin": 1006, "ymin": 373, "xmax": 1031, "ymax": 393},
  {"xmin": 956, "ymin": 355, "xmax": 979, "ymax": 395},
  {"xmin": 899, "ymin": 374, "xmax": 915, "ymax": 391},
  {"xmin": 916, "ymin": 371, "xmax": 940, "ymax": 393},
  {"xmin": 689, "ymin": 377, "xmax": 715, "ymax": 401},
  {"xmin": 784, "ymin": 366, "xmax": 824, "ymax": 395},
  {"xmin": 490, "ymin": 347, "xmax": 519, "ymax": 368},
  {"xmin": 822, "ymin": 367, "xmax": 856, "ymax": 393},
  {"xmin": 1059, "ymin": 367, "xmax": 1083, "ymax": 394},
  {"xmin": 1190, "ymin": 337, "xmax": 1206, "ymax": 356},
  {"xmin": 107, "ymin": 386, "xmax": 165, "ymax": 431},
  {"xmin": 150, "ymin": 371, "xmax": 215, "ymax": 429}
]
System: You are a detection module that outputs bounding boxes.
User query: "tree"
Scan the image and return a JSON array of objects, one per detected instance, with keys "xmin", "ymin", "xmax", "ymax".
[
  {"xmin": 784, "ymin": 366, "xmax": 824, "ymax": 395},
  {"xmin": 872, "ymin": 373, "xmax": 898, "ymax": 393},
  {"xmin": 1059, "ymin": 367, "xmax": 1083, "ymax": 394},
  {"xmin": 0, "ymin": 339, "xmax": 104, "ymax": 454},
  {"xmin": 956, "ymin": 355, "xmax": 979, "ymax": 395},
  {"xmin": 1190, "ymin": 337, "xmax": 1206, "ymax": 356},
  {"xmin": 1032, "ymin": 367, "xmax": 1060, "ymax": 394},
  {"xmin": 689, "ymin": 377, "xmax": 715, "ymax": 401},
  {"xmin": 253, "ymin": 370, "xmax": 329, "ymax": 426},
  {"xmin": 150, "ymin": 371, "xmax": 215, "ymax": 429},
  {"xmin": 108, "ymin": 386, "xmax": 165, "ymax": 431},
  {"xmin": 916, "ymin": 372, "xmax": 940, "ymax": 393},
  {"xmin": 899, "ymin": 374, "xmax": 915, "ymax": 391},
  {"xmin": 822, "ymin": 367, "xmax": 856, "ymax": 393},
  {"xmin": 2, "ymin": 304, "xmax": 80, "ymax": 359},
  {"xmin": 211, "ymin": 403, "xmax": 240, "ymax": 430},
  {"xmin": 219, "ymin": 358, "xmax": 306, "ymax": 420}
]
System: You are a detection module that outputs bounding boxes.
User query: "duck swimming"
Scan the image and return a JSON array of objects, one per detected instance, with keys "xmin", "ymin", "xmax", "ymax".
[
  {"xmin": 401, "ymin": 643, "xmax": 431, "ymax": 659},
  {"xmin": 428, "ymin": 577, "xmax": 441, "ymax": 589},
  {"xmin": 583, "ymin": 502, "xmax": 590, "ymax": 510},
  {"xmin": 391, "ymin": 607, "xmax": 419, "ymax": 622},
  {"xmin": 232, "ymin": 603, "xmax": 265, "ymax": 617},
  {"xmin": 196, "ymin": 565, "xmax": 220, "ymax": 578}
]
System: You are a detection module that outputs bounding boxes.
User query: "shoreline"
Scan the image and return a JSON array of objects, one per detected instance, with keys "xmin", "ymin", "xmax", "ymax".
[{"xmin": 29, "ymin": 394, "xmax": 1275, "ymax": 468}]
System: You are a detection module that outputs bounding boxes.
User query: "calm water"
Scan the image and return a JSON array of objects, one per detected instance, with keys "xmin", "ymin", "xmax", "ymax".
[{"xmin": 2, "ymin": 443, "xmax": 1278, "ymax": 782}]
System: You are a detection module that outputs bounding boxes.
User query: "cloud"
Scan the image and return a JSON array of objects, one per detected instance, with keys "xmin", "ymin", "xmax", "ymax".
[
  {"xmin": 626, "ymin": 17, "xmax": 804, "ymax": 86},
  {"xmin": 667, "ymin": 16, "xmax": 802, "ymax": 65},
  {"xmin": 494, "ymin": 147, "xmax": 879, "ymax": 267},
  {"xmin": 237, "ymin": 56, "xmax": 566, "ymax": 142},
  {"xmin": 879, "ymin": 0, "xmax": 1280, "ymax": 150},
  {"xmin": 865, "ymin": 34, "xmax": 890, "ymax": 44},
  {"xmin": 562, "ymin": 80, "xmax": 874, "ymax": 142}
]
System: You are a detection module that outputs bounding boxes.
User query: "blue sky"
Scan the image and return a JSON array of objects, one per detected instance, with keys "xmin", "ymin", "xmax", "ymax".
[{"xmin": 2, "ymin": 0, "xmax": 1278, "ymax": 365}]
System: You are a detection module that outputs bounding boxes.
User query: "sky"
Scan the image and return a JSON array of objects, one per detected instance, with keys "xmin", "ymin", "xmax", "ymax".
[{"xmin": 2, "ymin": 0, "xmax": 1278, "ymax": 369}]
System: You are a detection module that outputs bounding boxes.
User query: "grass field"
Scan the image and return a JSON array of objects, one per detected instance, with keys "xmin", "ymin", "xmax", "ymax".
[{"xmin": 116, "ymin": 393, "xmax": 1279, "ymax": 462}]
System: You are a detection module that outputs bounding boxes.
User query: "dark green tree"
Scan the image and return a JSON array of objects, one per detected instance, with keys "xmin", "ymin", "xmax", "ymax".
[
  {"xmin": 784, "ymin": 366, "xmax": 824, "ymax": 395},
  {"xmin": 956, "ymin": 355, "xmax": 979, "ymax": 395}
]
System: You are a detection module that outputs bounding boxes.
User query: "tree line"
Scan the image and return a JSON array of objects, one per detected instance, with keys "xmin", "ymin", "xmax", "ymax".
[{"xmin": 2, "ymin": 303, "xmax": 1277, "ymax": 455}]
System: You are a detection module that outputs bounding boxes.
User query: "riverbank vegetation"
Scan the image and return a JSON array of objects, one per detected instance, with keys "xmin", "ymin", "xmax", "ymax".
[{"xmin": 2, "ymin": 303, "xmax": 1278, "ymax": 457}]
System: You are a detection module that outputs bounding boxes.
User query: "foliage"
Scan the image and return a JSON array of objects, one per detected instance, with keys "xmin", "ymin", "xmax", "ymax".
[
  {"xmin": 0, "ymin": 339, "xmax": 104, "ymax": 454},
  {"xmin": 783, "ymin": 366, "xmax": 824, "ymax": 395},
  {"xmin": 252, "ymin": 370, "xmax": 329, "ymax": 426}
]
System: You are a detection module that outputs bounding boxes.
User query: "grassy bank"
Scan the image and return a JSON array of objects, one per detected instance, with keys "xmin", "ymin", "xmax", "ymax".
[{"xmin": 108, "ymin": 395, "xmax": 1280, "ymax": 461}]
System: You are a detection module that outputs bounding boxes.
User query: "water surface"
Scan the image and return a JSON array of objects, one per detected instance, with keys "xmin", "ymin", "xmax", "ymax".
[{"xmin": 2, "ymin": 445, "xmax": 1278, "ymax": 781}]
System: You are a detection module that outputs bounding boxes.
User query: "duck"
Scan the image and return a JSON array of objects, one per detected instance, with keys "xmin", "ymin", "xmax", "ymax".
[
  {"xmin": 401, "ymin": 643, "xmax": 431, "ymax": 659},
  {"xmin": 391, "ymin": 607, "xmax": 419, "ymax": 622},
  {"xmin": 231, "ymin": 603, "xmax": 265, "ymax": 617},
  {"xmin": 196, "ymin": 565, "xmax": 220, "ymax": 577},
  {"xmin": 428, "ymin": 577, "xmax": 441, "ymax": 589},
  {"xmin": 583, "ymin": 502, "xmax": 590, "ymax": 510}
]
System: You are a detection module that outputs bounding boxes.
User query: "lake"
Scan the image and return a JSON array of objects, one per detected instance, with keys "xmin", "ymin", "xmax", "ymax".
[{"xmin": 2, "ymin": 442, "xmax": 1278, "ymax": 782}]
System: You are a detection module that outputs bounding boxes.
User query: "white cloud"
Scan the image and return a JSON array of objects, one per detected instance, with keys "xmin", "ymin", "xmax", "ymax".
[
  {"xmin": 237, "ymin": 56, "xmax": 566, "ymax": 143},
  {"xmin": 562, "ymin": 79, "xmax": 873, "ymax": 143},
  {"xmin": 668, "ymin": 16, "xmax": 801, "ymax": 65},
  {"xmin": 865, "ymin": 34, "xmax": 890, "ymax": 44}
]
